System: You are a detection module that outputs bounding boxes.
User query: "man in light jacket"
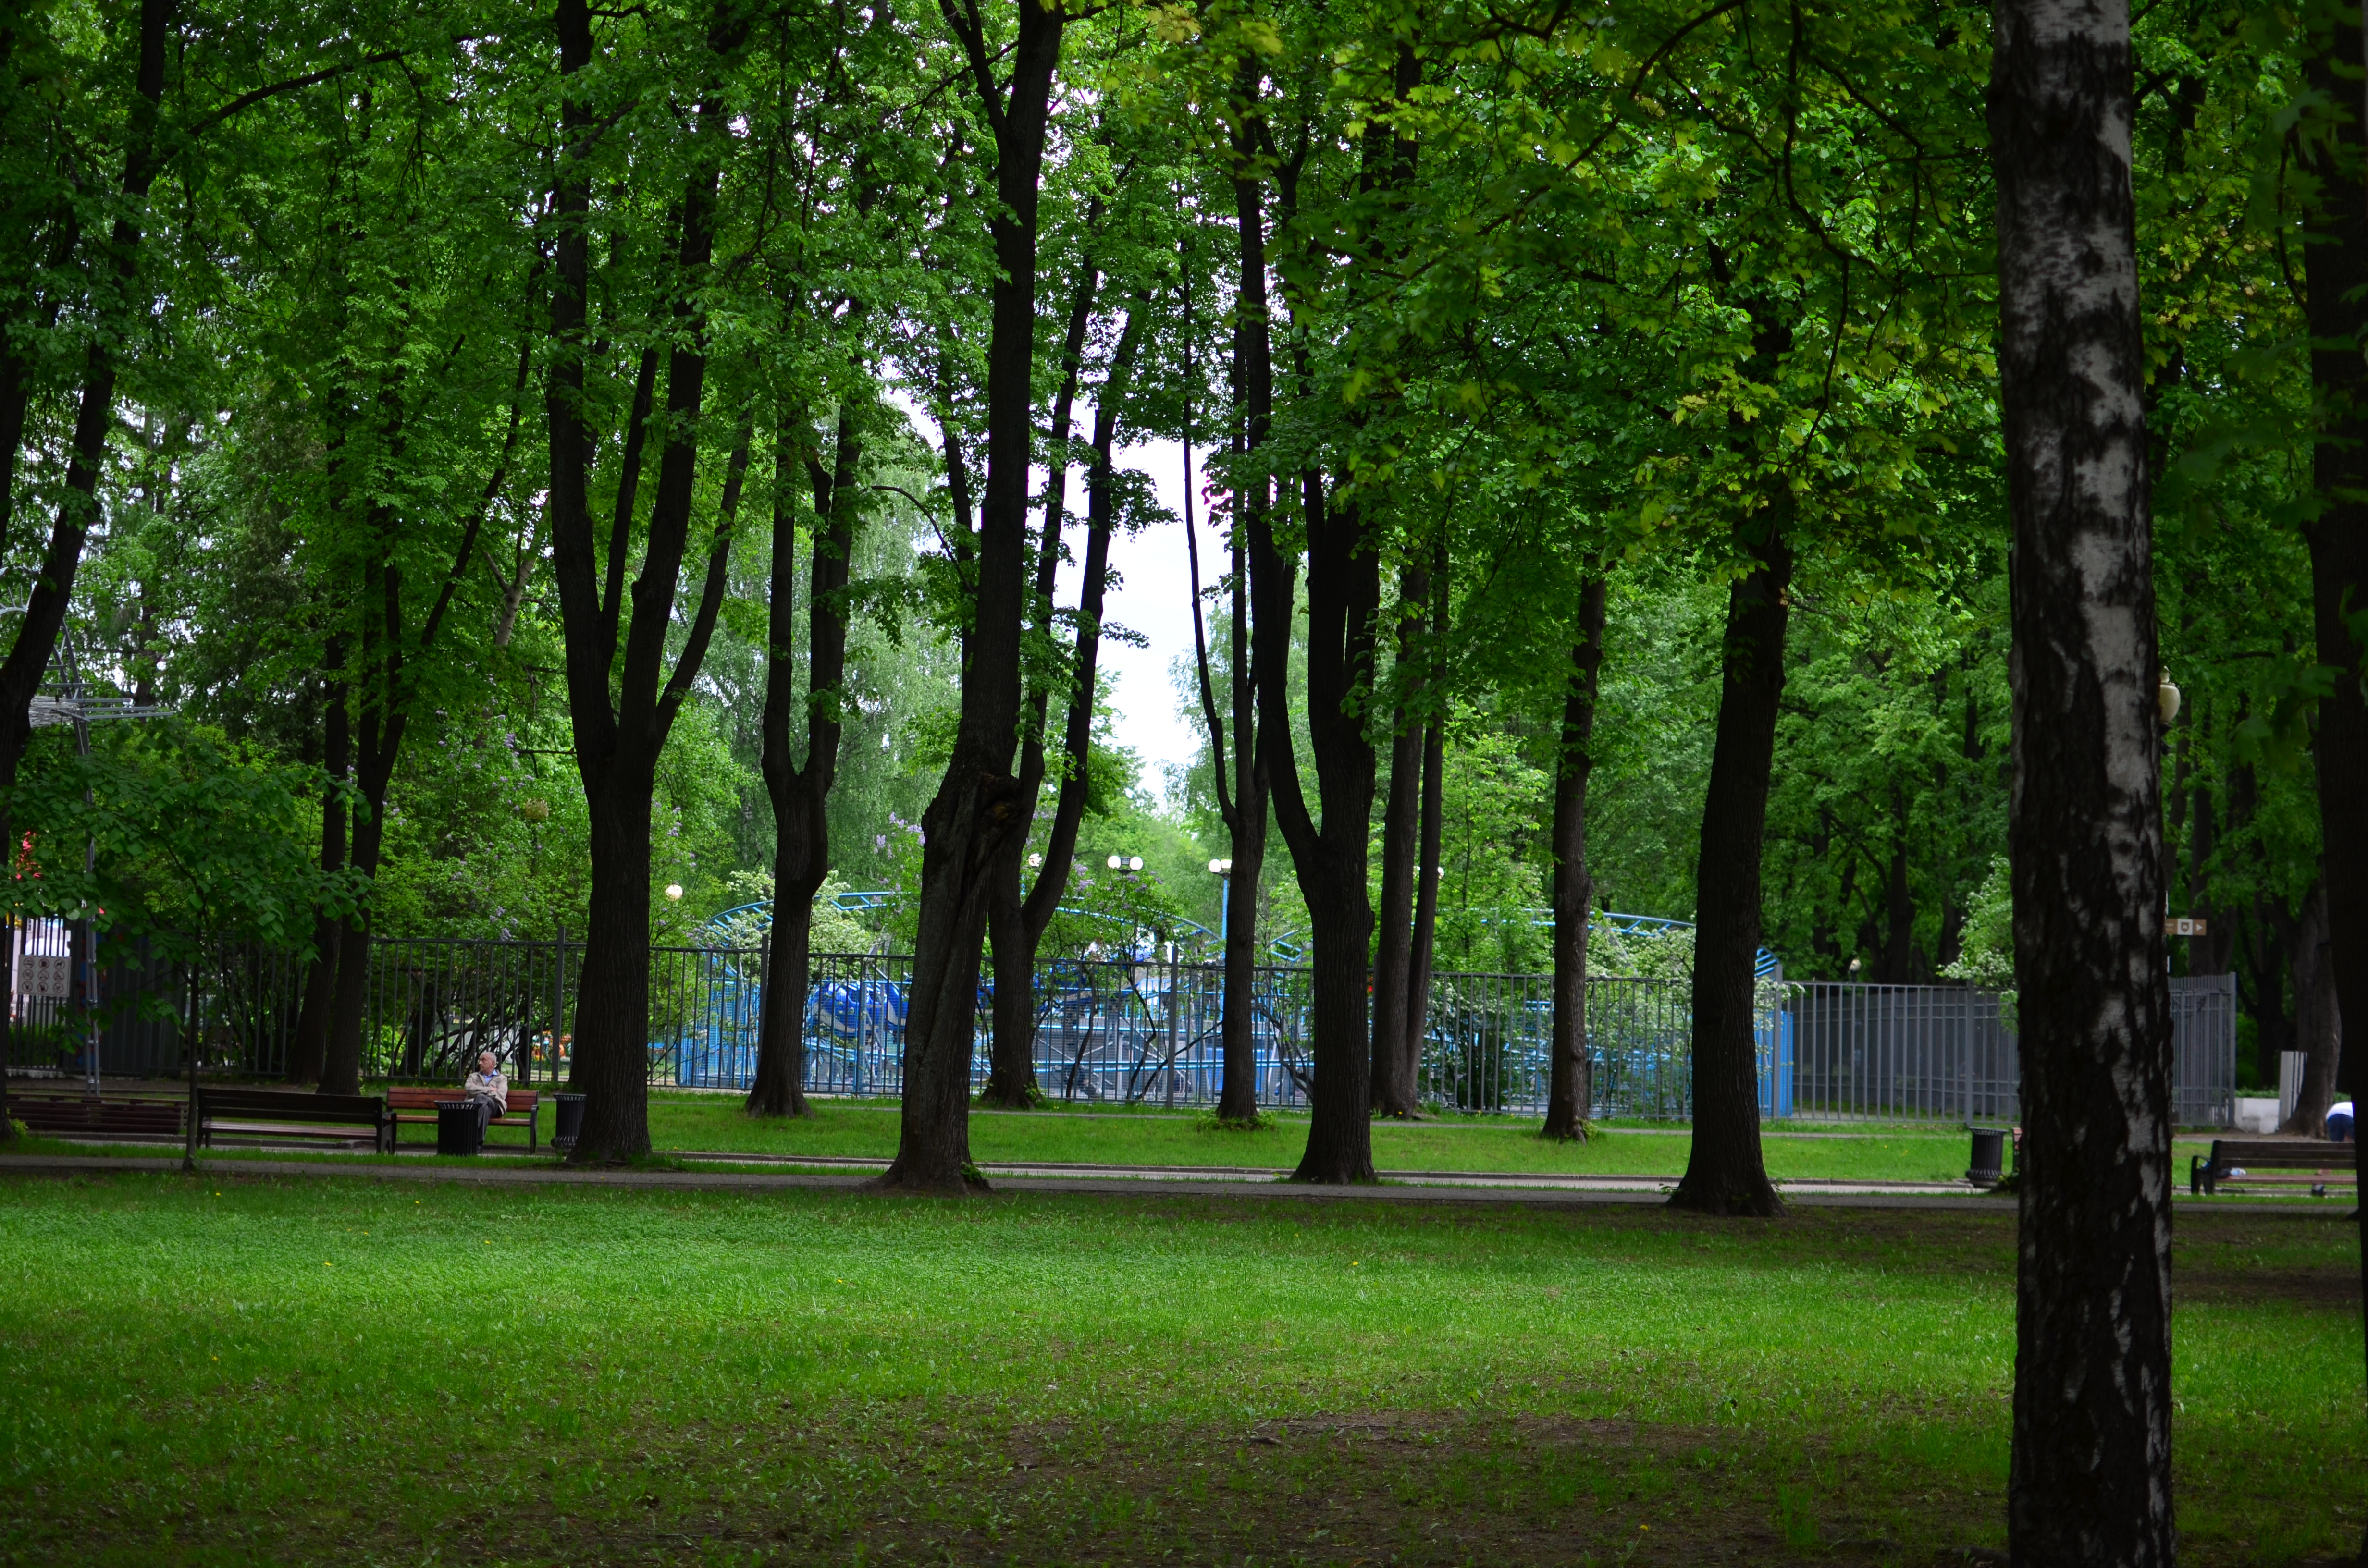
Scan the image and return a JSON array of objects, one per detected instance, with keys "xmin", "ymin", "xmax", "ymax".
[{"xmin": 464, "ymin": 1052, "xmax": 509, "ymax": 1139}]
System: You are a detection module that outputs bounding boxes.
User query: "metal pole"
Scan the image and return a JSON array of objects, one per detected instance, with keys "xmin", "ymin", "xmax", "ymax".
[
  {"xmin": 551, "ymin": 924, "xmax": 566, "ymax": 1088},
  {"xmin": 64, "ymin": 639, "xmax": 100, "ymax": 1098}
]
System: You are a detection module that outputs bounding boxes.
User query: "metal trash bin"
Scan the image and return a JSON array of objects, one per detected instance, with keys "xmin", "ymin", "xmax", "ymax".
[
  {"xmin": 1967, "ymin": 1126, "xmax": 2007, "ymax": 1188},
  {"xmin": 552, "ymin": 1092, "xmax": 586, "ymax": 1155},
  {"xmin": 436, "ymin": 1100, "xmax": 481, "ymax": 1157}
]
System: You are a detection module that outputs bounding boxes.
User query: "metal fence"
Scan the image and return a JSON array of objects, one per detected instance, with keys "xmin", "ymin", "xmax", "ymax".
[
  {"xmin": 2, "ymin": 927, "xmax": 2239, "ymax": 1127},
  {"xmin": 1786, "ymin": 974, "xmax": 2235, "ymax": 1128}
]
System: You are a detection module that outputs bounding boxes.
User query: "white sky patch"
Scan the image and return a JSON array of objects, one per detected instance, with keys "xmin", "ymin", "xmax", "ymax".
[{"xmin": 880, "ymin": 394, "xmax": 1209, "ymax": 802}]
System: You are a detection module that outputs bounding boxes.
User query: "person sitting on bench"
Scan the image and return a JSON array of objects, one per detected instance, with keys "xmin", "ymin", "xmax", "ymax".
[
  {"xmin": 464, "ymin": 1052, "xmax": 509, "ymax": 1139},
  {"xmin": 2328, "ymin": 1100, "xmax": 2354, "ymax": 1143}
]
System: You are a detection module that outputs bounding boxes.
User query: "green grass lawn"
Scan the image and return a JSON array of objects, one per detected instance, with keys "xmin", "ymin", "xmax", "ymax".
[
  {"xmin": 14, "ymin": 1088, "xmax": 2261, "ymax": 1188},
  {"xmin": 633, "ymin": 1093, "xmax": 2221, "ymax": 1187},
  {"xmin": 0, "ymin": 1172, "xmax": 2356, "ymax": 1566}
]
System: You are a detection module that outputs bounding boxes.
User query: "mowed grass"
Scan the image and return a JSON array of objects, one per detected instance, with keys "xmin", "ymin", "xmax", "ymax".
[
  {"xmin": 638, "ymin": 1094, "xmax": 2232, "ymax": 1186},
  {"xmin": 0, "ymin": 1173, "xmax": 2357, "ymax": 1567}
]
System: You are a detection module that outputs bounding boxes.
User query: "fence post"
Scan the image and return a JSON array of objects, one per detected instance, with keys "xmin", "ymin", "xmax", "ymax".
[
  {"xmin": 1960, "ymin": 987, "xmax": 1971, "ymax": 1129},
  {"xmin": 550, "ymin": 924, "xmax": 566, "ymax": 1089},
  {"xmin": 1163, "ymin": 948, "xmax": 1182, "ymax": 1107}
]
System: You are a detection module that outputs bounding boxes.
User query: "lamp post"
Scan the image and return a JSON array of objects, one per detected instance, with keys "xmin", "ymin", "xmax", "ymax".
[{"xmin": 1208, "ymin": 858, "xmax": 1233, "ymax": 945}]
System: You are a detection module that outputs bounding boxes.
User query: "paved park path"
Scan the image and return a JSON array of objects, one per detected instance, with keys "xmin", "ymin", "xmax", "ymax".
[{"xmin": 0, "ymin": 1151, "xmax": 2018, "ymax": 1209}]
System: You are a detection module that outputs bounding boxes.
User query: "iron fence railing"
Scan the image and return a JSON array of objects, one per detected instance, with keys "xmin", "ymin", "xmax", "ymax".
[
  {"xmin": 1784, "ymin": 974, "xmax": 2235, "ymax": 1128},
  {"xmin": 1, "ymin": 927, "xmax": 2239, "ymax": 1127}
]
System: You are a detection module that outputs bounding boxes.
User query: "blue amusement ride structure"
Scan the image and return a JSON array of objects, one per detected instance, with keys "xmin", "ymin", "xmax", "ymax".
[{"xmin": 654, "ymin": 893, "xmax": 1792, "ymax": 1119}]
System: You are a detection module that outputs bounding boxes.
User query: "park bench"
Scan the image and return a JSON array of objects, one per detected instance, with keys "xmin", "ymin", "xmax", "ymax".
[
  {"xmin": 195, "ymin": 1087, "xmax": 395, "ymax": 1152},
  {"xmin": 385, "ymin": 1086, "xmax": 543, "ymax": 1152},
  {"xmin": 8, "ymin": 1091, "xmax": 184, "ymax": 1141},
  {"xmin": 2189, "ymin": 1137, "xmax": 2355, "ymax": 1197}
]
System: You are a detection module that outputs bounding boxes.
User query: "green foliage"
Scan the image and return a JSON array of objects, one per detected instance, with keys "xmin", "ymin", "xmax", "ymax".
[
  {"xmin": 1941, "ymin": 858, "xmax": 2015, "ymax": 995},
  {"xmin": 0, "ymin": 0, "xmax": 2343, "ymax": 1094},
  {"xmin": 1, "ymin": 723, "xmax": 355, "ymax": 960}
]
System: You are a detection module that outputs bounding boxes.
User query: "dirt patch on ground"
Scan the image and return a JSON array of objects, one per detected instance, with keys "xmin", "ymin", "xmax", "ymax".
[
  {"xmin": 2178, "ymin": 1266, "xmax": 2362, "ymax": 1309},
  {"xmin": 205, "ymin": 1409, "xmax": 2005, "ymax": 1568}
]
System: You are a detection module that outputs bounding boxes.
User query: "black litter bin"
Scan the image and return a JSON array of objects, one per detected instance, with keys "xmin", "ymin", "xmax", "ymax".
[
  {"xmin": 1967, "ymin": 1126, "xmax": 2007, "ymax": 1188},
  {"xmin": 553, "ymin": 1092, "xmax": 587, "ymax": 1154},
  {"xmin": 436, "ymin": 1100, "xmax": 481, "ymax": 1157}
]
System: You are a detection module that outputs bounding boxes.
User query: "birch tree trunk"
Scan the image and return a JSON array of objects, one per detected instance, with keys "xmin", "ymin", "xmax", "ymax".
[{"xmin": 1991, "ymin": 0, "xmax": 2174, "ymax": 1557}]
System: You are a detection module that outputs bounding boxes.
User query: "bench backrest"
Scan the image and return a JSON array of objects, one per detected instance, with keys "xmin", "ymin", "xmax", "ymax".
[
  {"xmin": 386, "ymin": 1086, "xmax": 540, "ymax": 1112},
  {"xmin": 2213, "ymin": 1138, "xmax": 2353, "ymax": 1164},
  {"xmin": 200, "ymin": 1088, "xmax": 386, "ymax": 1121}
]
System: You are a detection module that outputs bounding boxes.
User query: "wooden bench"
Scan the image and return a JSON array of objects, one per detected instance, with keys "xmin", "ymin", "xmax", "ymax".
[
  {"xmin": 2190, "ymin": 1137, "xmax": 2355, "ymax": 1197},
  {"xmin": 8, "ymin": 1092, "xmax": 185, "ymax": 1141},
  {"xmin": 386, "ymin": 1086, "xmax": 543, "ymax": 1153},
  {"xmin": 195, "ymin": 1087, "xmax": 394, "ymax": 1152}
]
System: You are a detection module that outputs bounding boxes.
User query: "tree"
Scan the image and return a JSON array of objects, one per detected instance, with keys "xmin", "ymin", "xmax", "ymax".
[
  {"xmin": 2291, "ymin": 8, "xmax": 2368, "ymax": 1543},
  {"xmin": 546, "ymin": 0, "xmax": 750, "ymax": 1162},
  {"xmin": 1542, "ymin": 572, "xmax": 1606, "ymax": 1140},
  {"xmin": 876, "ymin": 0, "xmax": 1068, "ymax": 1192},
  {"xmin": 1665, "ymin": 506, "xmax": 1792, "ymax": 1217},
  {"xmin": 982, "ymin": 300, "xmax": 1149, "ymax": 1106},
  {"xmin": 1991, "ymin": 0, "xmax": 2175, "ymax": 1558},
  {"xmin": 1368, "ymin": 556, "xmax": 1431, "ymax": 1119},
  {"xmin": 747, "ymin": 403, "xmax": 864, "ymax": 1118},
  {"xmin": 5, "ymin": 723, "xmax": 357, "ymax": 1151},
  {"xmin": 0, "ymin": 0, "xmax": 169, "ymax": 1147}
]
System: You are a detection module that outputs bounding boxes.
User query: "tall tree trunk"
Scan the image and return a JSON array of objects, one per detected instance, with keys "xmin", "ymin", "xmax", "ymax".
[
  {"xmin": 288, "ymin": 646, "xmax": 349, "ymax": 1085},
  {"xmin": 1879, "ymin": 788, "xmax": 1914, "ymax": 980},
  {"xmin": 879, "ymin": 0, "xmax": 1065, "ymax": 1192},
  {"xmin": 1369, "ymin": 561, "xmax": 1429, "ymax": 1118},
  {"xmin": 1252, "ymin": 472, "xmax": 1380, "ymax": 1184},
  {"xmin": 1543, "ymin": 574, "xmax": 1607, "ymax": 1141},
  {"xmin": 1403, "ymin": 713, "xmax": 1444, "ymax": 1095},
  {"xmin": 1667, "ymin": 524, "xmax": 1790, "ymax": 1217},
  {"xmin": 1990, "ymin": 2, "xmax": 2175, "ymax": 1558},
  {"xmin": 985, "ymin": 306, "xmax": 1147, "ymax": 1108},
  {"xmin": 1210, "ymin": 96, "xmax": 1276, "ymax": 1127},
  {"xmin": 1399, "ymin": 550, "xmax": 1448, "ymax": 1103},
  {"xmin": 750, "ymin": 404, "xmax": 861, "ymax": 1118},
  {"xmin": 547, "ymin": 0, "xmax": 745, "ymax": 1161},
  {"xmin": 1217, "ymin": 728, "xmax": 1270, "ymax": 1124},
  {"xmin": 317, "ymin": 305, "xmax": 538, "ymax": 1095},
  {"xmin": 2185, "ymin": 756, "xmax": 2234, "ymax": 978},
  {"xmin": 2296, "ymin": 24, "xmax": 2368, "ymax": 1534},
  {"xmin": 320, "ymin": 794, "xmax": 382, "ymax": 1094},
  {"xmin": 0, "ymin": 0, "xmax": 168, "ymax": 1145},
  {"xmin": 981, "ymin": 240, "xmax": 1106, "ymax": 1109},
  {"xmin": 1251, "ymin": 47, "xmax": 1415, "ymax": 1184},
  {"xmin": 320, "ymin": 561, "xmax": 402, "ymax": 1096},
  {"xmin": 2282, "ymin": 881, "xmax": 2339, "ymax": 1135}
]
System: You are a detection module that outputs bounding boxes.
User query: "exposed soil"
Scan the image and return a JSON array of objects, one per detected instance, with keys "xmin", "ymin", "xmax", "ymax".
[{"xmin": 138, "ymin": 1409, "xmax": 2007, "ymax": 1568}]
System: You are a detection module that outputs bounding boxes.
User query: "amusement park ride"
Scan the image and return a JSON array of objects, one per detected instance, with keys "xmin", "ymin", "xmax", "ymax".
[{"xmin": 660, "ymin": 890, "xmax": 1788, "ymax": 1115}]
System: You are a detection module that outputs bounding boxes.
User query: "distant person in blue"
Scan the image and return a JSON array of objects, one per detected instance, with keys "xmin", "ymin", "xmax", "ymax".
[{"xmin": 2327, "ymin": 1100, "xmax": 2354, "ymax": 1143}]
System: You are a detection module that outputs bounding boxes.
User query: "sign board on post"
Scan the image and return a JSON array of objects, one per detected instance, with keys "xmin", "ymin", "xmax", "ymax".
[
  {"xmin": 14, "ymin": 954, "xmax": 71, "ymax": 999},
  {"xmin": 2169, "ymin": 917, "xmax": 2207, "ymax": 937}
]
